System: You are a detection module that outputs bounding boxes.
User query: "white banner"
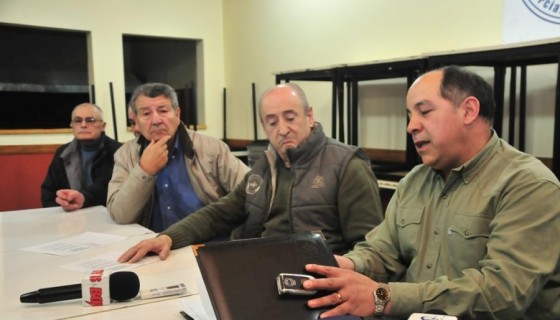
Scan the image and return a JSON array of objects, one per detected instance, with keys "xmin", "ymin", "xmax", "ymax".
[{"xmin": 503, "ymin": 0, "xmax": 560, "ymax": 44}]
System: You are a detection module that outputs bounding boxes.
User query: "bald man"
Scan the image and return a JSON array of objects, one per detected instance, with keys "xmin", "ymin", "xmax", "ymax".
[
  {"xmin": 118, "ymin": 83, "xmax": 383, "ymax": 263},
  {"xmin": 41, "ymin": 103, "xmax": 122, "ymax": 211},
  {"xmin": 303, "ymin": 66, "xmax": 560, "ymax": 319}
]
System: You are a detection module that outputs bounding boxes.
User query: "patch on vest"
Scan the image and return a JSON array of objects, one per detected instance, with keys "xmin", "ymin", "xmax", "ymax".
[
  {"xmin": 246, "ymin": 174, "xmax": 263, "ymax": 194},
  {"xmin": 311, "ymin": 175, "xmax": 325, "ymax": 189}
]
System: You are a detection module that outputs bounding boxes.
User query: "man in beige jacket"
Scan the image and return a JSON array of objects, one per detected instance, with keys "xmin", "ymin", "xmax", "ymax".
[{"xmin": 107, "ymin": 83, "xmax": 249, "ymax": 232}]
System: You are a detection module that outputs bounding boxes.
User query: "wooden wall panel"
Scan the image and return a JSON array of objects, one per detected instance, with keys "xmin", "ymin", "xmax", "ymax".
[{"xmin": 0, "ymin": 149, "xmax": 55, "ymax": 211}]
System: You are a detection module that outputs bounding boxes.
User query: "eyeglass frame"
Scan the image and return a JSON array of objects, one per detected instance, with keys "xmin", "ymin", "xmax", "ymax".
[{"xmin": 70, "ymin": 117, "xmax": 103, "ymax": 127}]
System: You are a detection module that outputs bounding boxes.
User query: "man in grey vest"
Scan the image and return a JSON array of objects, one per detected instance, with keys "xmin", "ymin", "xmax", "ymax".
[{"xmin": 119, "ymin": 83, "xmax": 384, "ymax": 262}]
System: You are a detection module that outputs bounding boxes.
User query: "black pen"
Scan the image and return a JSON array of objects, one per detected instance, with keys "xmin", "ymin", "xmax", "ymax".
[{"xmin": 179, "ymin": 310, "xmax": 195, "ymax": 320}]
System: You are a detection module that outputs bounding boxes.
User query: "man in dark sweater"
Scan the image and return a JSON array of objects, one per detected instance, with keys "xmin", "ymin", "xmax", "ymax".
[{"xmin": 41, "ymin": 103, "xmax": 121, "ymax": 212}]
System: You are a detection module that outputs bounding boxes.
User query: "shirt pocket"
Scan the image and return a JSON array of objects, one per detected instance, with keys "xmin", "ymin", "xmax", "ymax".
[
  {"xmin": 396, "ymin": 206, "xmax": 424, "ymax": 258},
  {"xmin": 448, "ymin": 214, "xmax": 491, "ymax": 269}
]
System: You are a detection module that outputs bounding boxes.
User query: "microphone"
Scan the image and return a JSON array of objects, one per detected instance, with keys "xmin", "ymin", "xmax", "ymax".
[
  {"xmin": 139, "ymin": 283, "xmax": 187, "ymax": 299},
  {"xmin": 20, "ymin": 271, "xmax": 140, "ymax": 304}
]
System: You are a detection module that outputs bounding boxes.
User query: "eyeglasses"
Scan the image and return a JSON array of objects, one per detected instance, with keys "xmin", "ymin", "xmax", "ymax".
[{"xmin": 70, "ymin": 117, "xmax": 102, "ymax": 126}]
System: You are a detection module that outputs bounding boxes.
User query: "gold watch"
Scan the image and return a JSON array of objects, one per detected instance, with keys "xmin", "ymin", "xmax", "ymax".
[{"xmin": 373, "ymin": 283, "xmax": 390, "ymax": 317}]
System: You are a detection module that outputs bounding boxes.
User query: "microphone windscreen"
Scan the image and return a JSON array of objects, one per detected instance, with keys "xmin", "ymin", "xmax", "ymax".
[{"xmin": 109, "ymin": 271, "xmax": 140, "ymax": 301}]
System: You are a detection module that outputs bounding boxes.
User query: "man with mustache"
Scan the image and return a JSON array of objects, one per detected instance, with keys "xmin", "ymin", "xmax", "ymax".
[
  {"xmin": 118, "ymin": 82, "xmax": 384, "ymax": 262},
  {"xmin": 107, "ymin": 83, "xmax": 250, "ymax": 232},
  {"xmin": 303, "ymin": 66, "xmax": 560, "ymax": 319},
  {"xmin": 42, "ymin": 103, "xmax": 122, "ymax": 212}
]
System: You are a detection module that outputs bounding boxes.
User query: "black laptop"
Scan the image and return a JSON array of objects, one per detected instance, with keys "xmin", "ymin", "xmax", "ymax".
[{"xmin": 193, "ymin": 232, "xmax": 337, "ymax": 320}]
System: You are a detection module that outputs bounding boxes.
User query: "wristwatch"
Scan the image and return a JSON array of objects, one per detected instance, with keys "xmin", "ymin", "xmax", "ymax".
[{"xmin": 373, "ymin": 283, "xmax": 390, "ymax": 317}]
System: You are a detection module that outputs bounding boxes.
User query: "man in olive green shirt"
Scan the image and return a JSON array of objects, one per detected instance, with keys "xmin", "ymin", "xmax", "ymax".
[{"xmin": 304, "ymin": 66, "xmax": 560, "ymax": 319}]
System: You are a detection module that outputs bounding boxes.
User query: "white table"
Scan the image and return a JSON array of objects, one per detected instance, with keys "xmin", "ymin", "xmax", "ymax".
[{"xmin": 0, "ymin": 206, "xmax": 205, "ymax": 320}]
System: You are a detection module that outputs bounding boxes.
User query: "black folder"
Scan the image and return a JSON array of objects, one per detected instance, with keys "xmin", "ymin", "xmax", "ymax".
[{"xmin": 193, "ymin": 232, "xmax": 337, "ymax": 320}]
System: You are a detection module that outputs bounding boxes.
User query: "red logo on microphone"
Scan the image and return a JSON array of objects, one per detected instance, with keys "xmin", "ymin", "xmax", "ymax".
[
  {"xmin": 87, "ymin": 287, "xmax": 103, "ymax": 306},
  {"xmin": 84, "ymin": 269, "xmax": 105, "ymax": 306},
  {"xmin": 89, "ymin": 269, "xmax": 104, "ymax": 282}
]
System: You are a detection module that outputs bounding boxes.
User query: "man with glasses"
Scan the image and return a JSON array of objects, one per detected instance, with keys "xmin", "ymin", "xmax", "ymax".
[{"xmin": 41, "ymin": 103, "xmax": 122, "ymax": 212}]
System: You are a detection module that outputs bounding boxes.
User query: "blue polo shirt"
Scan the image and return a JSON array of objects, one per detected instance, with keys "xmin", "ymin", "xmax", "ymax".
[{"xmin": 150, "ymin": 136, "xmax": 204, "ymax": 232}]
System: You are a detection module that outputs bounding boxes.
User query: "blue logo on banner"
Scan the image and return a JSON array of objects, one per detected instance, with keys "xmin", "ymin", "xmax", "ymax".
[{"xmin": 523, "ymin": 0, "xmax": 560, "ymax": 24}]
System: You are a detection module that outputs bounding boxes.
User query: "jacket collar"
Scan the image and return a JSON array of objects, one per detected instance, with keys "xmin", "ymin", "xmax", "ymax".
[{"xmin": 285, "ymin": 122, "xmax": 326, "ymax": 166}]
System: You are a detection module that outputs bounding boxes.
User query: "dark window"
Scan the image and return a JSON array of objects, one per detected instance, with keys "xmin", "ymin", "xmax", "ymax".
[
  {"xmin": 123, "ymin": 35, "xmax": 199, "ymax": 128},
  {"xmin": 0, "ymin": 24, "xmax": 89, "ymax": 130}
]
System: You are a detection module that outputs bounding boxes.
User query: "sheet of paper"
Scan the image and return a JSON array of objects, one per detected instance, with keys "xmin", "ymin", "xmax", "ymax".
[
  {"xmin": 178, "ymin": 273, "xmax": 217, "ymax": 320},
  {"xmin": 180, "ymin": 297, "xmax": 216, "ymax": 320},
  {"xmin": 22, "ymin": 231, "xmax": 127, "ymax": 256},
  {"xmin": 195, "ymin": 273, "xmax": 216, "ymax": 320},
  {"xmin": 59, "ymin": 251, "xmax": 160, "ymax": 272}
]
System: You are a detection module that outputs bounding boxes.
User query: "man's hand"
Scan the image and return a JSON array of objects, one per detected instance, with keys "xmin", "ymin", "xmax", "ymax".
[
  {"xmin": 139, "ymin": 135, "xmax": 171, "ymax": 176},
  {"xmin": 303, "ymin": 263, "xmax": 379, "ymax": 318},
  {"xmin": 55, "ymin": 189, "xmax": 85, "ymax": 212},
  {"xmin": 118, "ymin": 235, "xmax": 173, "ymax": 263}
]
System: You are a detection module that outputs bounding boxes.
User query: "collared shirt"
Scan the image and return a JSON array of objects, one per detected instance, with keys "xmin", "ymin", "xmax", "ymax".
[
  {"xmin": 345, "ymin": 132, "xmax": 560, "ymax": 319},
  {"xmin": 151, "ymin": 136, "xmax": 204, "ymax": 232}
]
